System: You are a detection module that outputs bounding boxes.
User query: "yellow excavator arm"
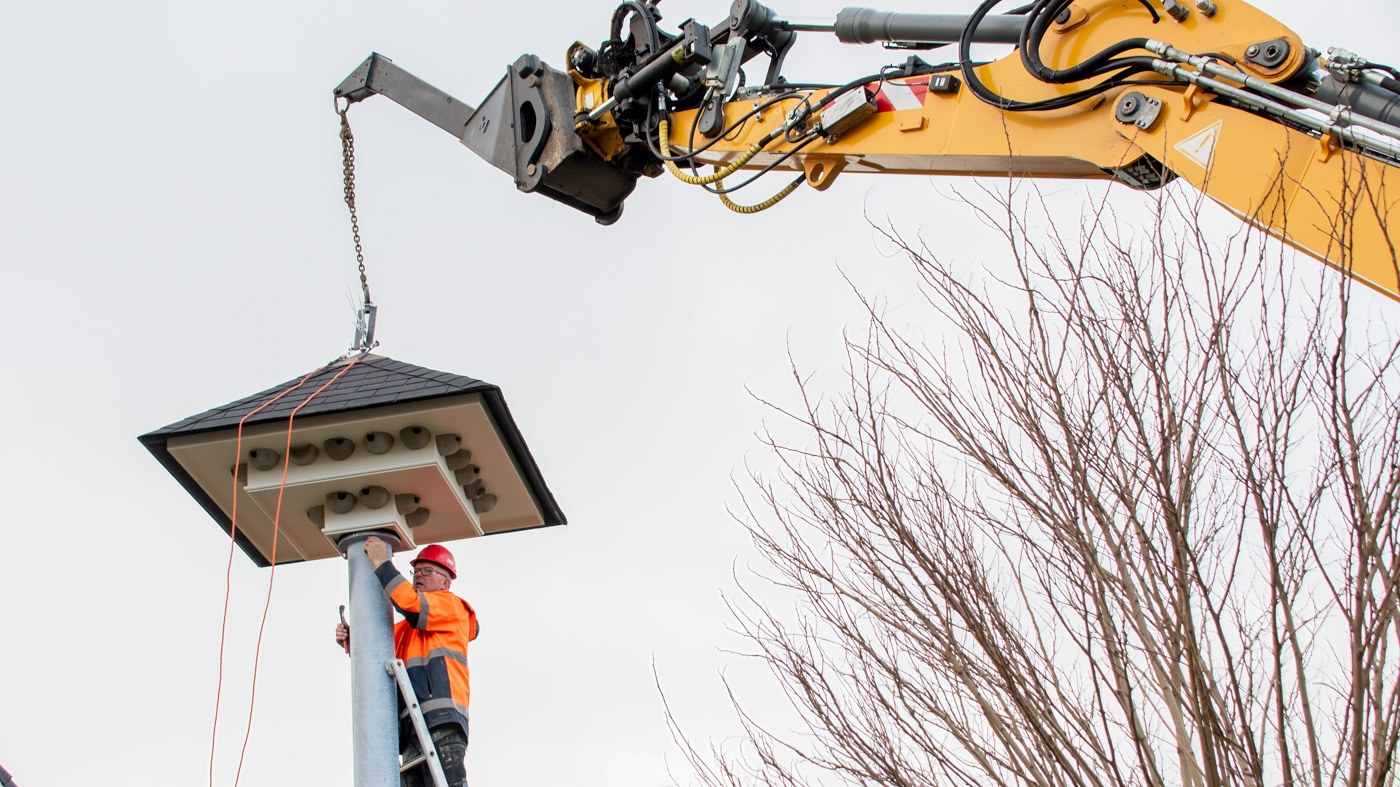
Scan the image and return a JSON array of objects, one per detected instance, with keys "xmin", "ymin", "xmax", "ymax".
[{"xmin": 336, "ymin": 0, "xmax": 1400, "ymax": 298}]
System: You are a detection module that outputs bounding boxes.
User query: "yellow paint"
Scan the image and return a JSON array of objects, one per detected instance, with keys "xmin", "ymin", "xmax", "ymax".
[
  {"xmin": 618, "ymin": 0, "xmax": 1396, "ymax": 297},
  {"xmin": 1126, "ymin": 86, "xmax": 1399, "ymax": 300},
  {"xmin": 567, "ymin": 43, "xmax": 627, "ymax": 160}
]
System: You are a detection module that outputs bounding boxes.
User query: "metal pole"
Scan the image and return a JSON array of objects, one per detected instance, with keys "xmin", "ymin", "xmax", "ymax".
[{"xmin": 340, "ymin": 531, "xmax": 402, "ymax": 787}]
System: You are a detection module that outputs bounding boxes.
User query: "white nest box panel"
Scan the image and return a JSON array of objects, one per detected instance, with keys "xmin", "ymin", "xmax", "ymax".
[{"xmin": 140, "ymin": 356, "xmax": 565, "ymax": 567}]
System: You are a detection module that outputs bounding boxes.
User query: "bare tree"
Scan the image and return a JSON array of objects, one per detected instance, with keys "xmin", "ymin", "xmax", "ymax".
[{"xmin": 672, "ymin": 180, "xmax": 1400, "ymax": 787}]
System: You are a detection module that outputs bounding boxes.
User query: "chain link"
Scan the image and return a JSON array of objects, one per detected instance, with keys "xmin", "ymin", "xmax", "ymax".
[{"xmin": 338, "ymin": 101, "xmax": 373, "ymax": 305}]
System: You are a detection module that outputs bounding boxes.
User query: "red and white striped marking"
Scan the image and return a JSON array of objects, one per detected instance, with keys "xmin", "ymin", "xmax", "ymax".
[{"xmin": 872, "ymin": 79, "xmax": 930, "ymax": 112}]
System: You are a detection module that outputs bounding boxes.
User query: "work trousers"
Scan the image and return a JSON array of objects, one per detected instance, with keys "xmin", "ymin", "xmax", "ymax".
[{"xmin": 401, "ymin": 724, "xmax": 468, "ymax": 787}]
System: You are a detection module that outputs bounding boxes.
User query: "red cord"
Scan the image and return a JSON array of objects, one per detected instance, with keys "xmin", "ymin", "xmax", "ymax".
[
  {"xmin": 233, "ymin": 356, "xmax": 362, "ymax": 787},
  {"xmin": 211, "ymin": 365, "xmax": 327, "ymax": 787}
]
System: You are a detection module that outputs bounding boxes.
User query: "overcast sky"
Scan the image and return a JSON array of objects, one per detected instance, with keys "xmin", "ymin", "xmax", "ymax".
[{"xmin": 2, "ymin": 0, "xmax": 1394, "ymax": 784}]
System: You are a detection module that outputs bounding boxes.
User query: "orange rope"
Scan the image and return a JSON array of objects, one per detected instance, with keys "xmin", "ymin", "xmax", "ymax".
[
  {"xmin": 233, "ymin": 355, "xmax": 362, "ymax": 787},
  {"xmin": 210, "ymin": 365, "xmax": 327, "ymax": 787}
]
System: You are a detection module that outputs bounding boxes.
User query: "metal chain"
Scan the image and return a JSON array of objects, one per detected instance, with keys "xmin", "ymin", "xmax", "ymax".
[{"xmin": 338, "ymin": 100, "xmax": 373, "ymax": 305}]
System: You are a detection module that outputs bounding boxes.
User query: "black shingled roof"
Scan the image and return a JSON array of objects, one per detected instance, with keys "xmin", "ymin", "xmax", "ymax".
[
  {"xmin": 147, "ymin": 355, "xmax": 493, "ymax": 436},
  {"xmin": 139, "ymin": 354, "xmax": 565, "ymax": 566}
]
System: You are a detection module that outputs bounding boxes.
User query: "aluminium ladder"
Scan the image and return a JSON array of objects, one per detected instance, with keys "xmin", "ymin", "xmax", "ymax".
[{"xmin": 388, "ymin": 658, "xmax": 450, "ymax": 787}]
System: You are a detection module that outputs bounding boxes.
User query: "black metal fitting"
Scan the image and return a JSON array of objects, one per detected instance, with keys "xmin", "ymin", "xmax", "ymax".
[
  {"xmin": 729, "ymin": 0, "xmax": 796, "ymax": 84},
  {"xmin": 1245, "ymin": 38, "xmax": 1291, "ymax": 69},
  {"xmin": 929, "ymin": 73, "xmax": 961, "ymax": 94},
  {"xmin": 1115, "ymin": 91, "xmax": 1163, "ymax": 130},
  {"xmin": 613, "ymin": 19, "xmax": 714, "ymax": 103}
]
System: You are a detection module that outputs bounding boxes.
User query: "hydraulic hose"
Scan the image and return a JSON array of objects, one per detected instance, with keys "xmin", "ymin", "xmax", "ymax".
[
  {"xmin": 961, "ymin": 0, "xmax": 1159, "ymax": 111},
  {"xmin": 1018, "ymin": 0, "xmax": 1149, "ymax": 83},
  {"xmin": 717, "ymin": 174, "xmax": 805, "ymax": 213},
  {"xmin": 611, "ymin": 1, "xmax": 661, "ymax": 53},
  {"xmin": 659, "ymin": 117, "xmax": 774, "ymax": 185}
]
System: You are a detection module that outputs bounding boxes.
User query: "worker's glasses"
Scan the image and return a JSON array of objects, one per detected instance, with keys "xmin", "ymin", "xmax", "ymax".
[{"xmin": 412, "ymin": 566, "xmax": 447, "ymax": 579}]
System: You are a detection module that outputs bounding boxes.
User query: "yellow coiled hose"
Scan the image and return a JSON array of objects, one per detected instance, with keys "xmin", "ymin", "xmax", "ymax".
[
  {"xmin": 717, "ymin": 174, "xmax": 805, "ymax": 214},
  {"xmin": 658, "ymin": 117, "xmax": 769, "ymax": 185},
  {"xmin": 658, "ymin": 116, "xmax": 804, "ymax": 213}
]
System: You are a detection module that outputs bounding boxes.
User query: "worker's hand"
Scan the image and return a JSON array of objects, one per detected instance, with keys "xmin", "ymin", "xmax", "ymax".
[
  {"xmin": 363, "ymin": 535, "xmax": 390, "ymax": 568},
  {"xmin": 335, "ymin": 622, "xmax": 351, "ymax": 655}
]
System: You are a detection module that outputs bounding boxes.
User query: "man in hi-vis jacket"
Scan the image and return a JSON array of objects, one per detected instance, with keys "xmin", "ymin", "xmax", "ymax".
[{"xmin": 335, "ymin": 537, "xmax": 478, "ymax": 787}]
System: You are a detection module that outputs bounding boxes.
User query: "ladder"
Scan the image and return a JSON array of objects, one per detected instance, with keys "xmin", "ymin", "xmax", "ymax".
[{"xmin": 388, "ymin": 658, "xmax": 450, "ymax": 787}]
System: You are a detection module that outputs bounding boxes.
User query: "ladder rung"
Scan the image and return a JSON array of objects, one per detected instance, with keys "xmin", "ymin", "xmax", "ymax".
[
  {"xmin": 400, "ymin": 751, "xmax": 437, "ymax": 773},
  {"xmin": 388, "ymin": 658, "xmax": 450, "ymax": 787}
]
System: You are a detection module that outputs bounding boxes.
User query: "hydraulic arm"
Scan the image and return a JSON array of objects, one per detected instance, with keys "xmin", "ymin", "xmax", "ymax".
[{"xmin": 336, "ymin": 0, "xmax": 1400, "ymax": 299}]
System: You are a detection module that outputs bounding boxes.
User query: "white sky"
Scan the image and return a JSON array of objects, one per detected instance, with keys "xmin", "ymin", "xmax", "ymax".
[{"xmin": 1, "ymin": 0, "xmax": 1393, "ymax": 784}]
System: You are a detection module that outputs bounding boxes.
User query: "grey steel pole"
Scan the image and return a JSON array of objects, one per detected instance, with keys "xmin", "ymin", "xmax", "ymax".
[{"xmin": 341, "ymin": 531, "xmax": 402, "ymax": 787}]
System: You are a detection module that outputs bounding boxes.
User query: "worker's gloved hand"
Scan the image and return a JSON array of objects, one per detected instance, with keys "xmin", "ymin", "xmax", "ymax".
[
  {"xmin": 363, "ymin": 535, "xmax": 390, "ymax": 567},
  {"xmin": 335, "ymin": 622, "xmax": 351, "ymax": 655}
]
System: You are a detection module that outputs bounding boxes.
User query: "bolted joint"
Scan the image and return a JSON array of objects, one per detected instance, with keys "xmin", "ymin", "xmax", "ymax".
[
  {"xmin": 1244, "ymin": 38, "xmax": 1290, "ymax": 69},
  {"xmin": 1114, "ymin": 90, "xmax": 1164, "ymax": 130},
  {"xmin": 1195, "ymin": 0, "xmax": 1217, "ymax": 16},
  {"xmin": 1162, "ymin": 0, "xmax": 1190, "ymax": 22}
]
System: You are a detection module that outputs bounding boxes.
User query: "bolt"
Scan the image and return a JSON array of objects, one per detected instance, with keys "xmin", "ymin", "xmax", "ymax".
[
  {"xmin": 1122, "ymin": 96, "xmax": 1138, "ymax": 113},
  {"xmin": 526, "ymin": 163, "xmax": 537, "ymax": 177},
  {"xmin": 1195, "ymin": 0, "xmax": 1217, "ymax": 16},
  {"xmin": 1163, "ymin": 0, "xmax": 1189, "ymax": 21},
  {"xmin": 1246, "ymin": 44, "xmax": 1261, "ymax": 57}
]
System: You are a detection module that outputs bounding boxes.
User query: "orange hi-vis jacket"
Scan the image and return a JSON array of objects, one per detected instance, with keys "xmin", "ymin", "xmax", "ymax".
[{"xmin": 375, "ymin": 562, "xmax": 480, "ymax": 738}]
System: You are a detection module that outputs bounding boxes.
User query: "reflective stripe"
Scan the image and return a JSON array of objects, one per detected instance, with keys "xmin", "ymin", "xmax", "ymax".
[
  {"xmin": 384, "ymin": 574, "xmax": 408, "ymax": 594},
  {"xmin": 414, "ymin": 593, "xmax": 430, "ymax": 629},
  {"xmin": 421, "ymin": 697, "xmax": 470, "ymax": 719},
  {"xmin": 403, "ymin": 647, "xmax": 467, "ymax": 670},
  {"xmin": 391, "ymin": 595, "xmax": 422, "ymax": 628},
  {"xmin": 430, "ymin": 646, "xmax": 468, "ymax": 666}
]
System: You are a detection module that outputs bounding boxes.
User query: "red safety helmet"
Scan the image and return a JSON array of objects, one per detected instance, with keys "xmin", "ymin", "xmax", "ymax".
[{"xmin": 411, "ymin": 544, "xmax": 457, "ymax": 579}]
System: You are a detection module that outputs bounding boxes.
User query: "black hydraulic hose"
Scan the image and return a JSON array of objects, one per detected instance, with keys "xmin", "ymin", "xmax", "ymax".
[
  {"xmin": 648, "ymin": 92, "xmax": 810, "ymax": 163},
  {"xmin": 1364, "ymin": 62, "xmax": 1400, "ymax": 87},
  {"xmin": 1029, "ymin": 36, "xmax": 1154, "ymax": 82},
  {"xmin": 1017, "ymin": 0, "xmax": 1063, "ymax": 56},
  {"xmin": 1368, "ymin": 62, "xmax": 1400, "ymax": 76},
  {"xmin": 701, "ymin": 132, "xmax": 822, "ymax": 194},
  {"xmin": 813, "ymin": 71, "xmax": 891, "ymax": 112},
  {"xmin": 1019, "ymin": 0, "xmax": 1151, "ymax": 83},
  {"xmin": 812, "ymin": 59, "xmax": 965, "ymax": 114},
  {"xmin": 962, "ymin": 0, "xmax": 1160, "ymax": 111},
  {"xmin": 611, "ymin": 1, "xmax": 662, "ymax": 54}
]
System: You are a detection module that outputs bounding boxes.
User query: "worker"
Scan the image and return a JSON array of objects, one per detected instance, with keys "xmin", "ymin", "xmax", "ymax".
[{"xmin": 335, "ymin": 536, "xmax": 478, "ymax": 787}]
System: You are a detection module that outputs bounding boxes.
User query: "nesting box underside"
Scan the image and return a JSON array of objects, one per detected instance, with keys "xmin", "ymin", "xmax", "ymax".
[{"xmin": 139, "ymin": 356, "xmax": 565, "ymax": 567}]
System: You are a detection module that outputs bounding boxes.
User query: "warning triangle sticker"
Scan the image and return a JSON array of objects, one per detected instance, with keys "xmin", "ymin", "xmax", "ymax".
[{"xmin": 1174, "ymin": 120, "xmax": 1224, "ymax": 172}]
